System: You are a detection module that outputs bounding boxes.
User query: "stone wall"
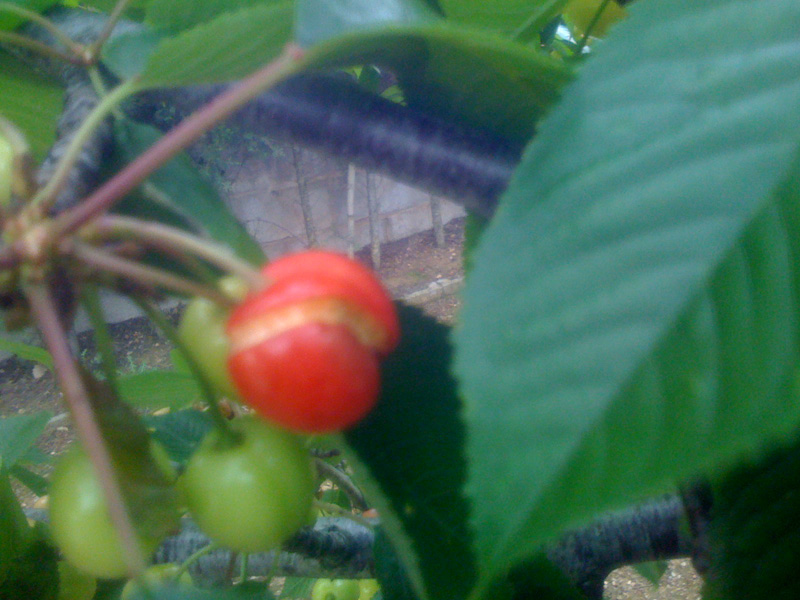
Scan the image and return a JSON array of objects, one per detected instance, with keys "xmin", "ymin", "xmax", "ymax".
[{"xmin": 224, "ymin": 148, "xmax": 464, "ymax": 258}]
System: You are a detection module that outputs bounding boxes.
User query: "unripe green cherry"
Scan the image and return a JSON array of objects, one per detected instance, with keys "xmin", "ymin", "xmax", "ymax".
[
  {"xmin": 178, "ymin": 277, "xmax": 246, "ymax": 400},
  {"xmin": 49, "ymin": 446, "xmax": 167, "ymax": 579},
  {"xmin": 120, "ymin": 564, "xmax": 193, "ymax": 600},
  {"xmin": 179, "ymin": 416, "xmax": 315, "ymax": 553},
  {"xmin": 0, "ymin": 130, "xmax": 11, "ymax": 207}
]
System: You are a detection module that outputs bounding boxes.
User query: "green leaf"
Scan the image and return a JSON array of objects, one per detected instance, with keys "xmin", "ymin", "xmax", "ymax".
[
  {"xmin": 633, "ymin": 561, "xmax": 668, "ymax": 587},
  {"xmin": 117, "ymin": 370, "xmax": 202, "ymax": 410},
  {"xmin": 0, "ymin": 0, "xmax": 58, "ymax": 31},
  {"xmin": 462, "ymin": 213, "xmax": 489, "ymax": 275},
  {"xmin": 146, "ymin": 0, "xmax": 284, "ymax": 32},
  {"xmin": 0, "ymin": 52, "xmax": 63, "ymax": 161},
  {"xmin": 278, "ymin": 577, "xmax": 316, "ymax": 599},
  {"xmin": 143, "ymin": 409, "xmax": 214, "ymax": 465},
  {"xmin": 373, "ymin": 528, "xmax": 420, "ymax": 600},
  {"xmin": 438, "ymin": 0, "xmax": 566, "ymax": 37},
  {"xmin": 295, "ymin": 0, "xmax": 439, "ymax": 47},
  {"xmin": 56, "ymin": 560, "xmax": 97, "ymax": 600},
  {"xmin": 111, "ymin": 118, "xmax": 264, "ymax": 264},
  {"xmin": 20, "ymin": 445, "xmax": 49, "ymax": 465},
  {"xmin": 0, "ymin": 412, "xmax": 51, "ymax": 469},
  {"xmin": 10, "ymin": 465, "xmax": 48, "ymax": 497},
  {"xmin": 101, "ymin": 28, "xmax": 166, "ymax": 80},
  {"xmin": 0, "ymin": 462, "xmax": 34, "ymax": 584},
  {"xmin": 136, "ymin": 2, "xmax": 293, "ymax": 87},
  {"xmin": 344, "ymin": 306, "xmax": 474, "ymax": 600},
  {"xmin": 506, "ymin": 554, "xmax": 588, "ymax": 600},
  {"xmin": 703, "ymin": 437, "xmax": 800, "ymax": 600},
  {"xmin": 454, "ymin": 0, "xmax": 800, "ymax": 588},
  {"xmin": 302, "ymin": 24, "xmax": 571, "ymax": 145},
  {"xmin": 0, "ymin": 539, "xmax": 58, "ymax": 600},
  {"xmin": 170, "ymin": 348, "xmax": 192, "ymax": 374},
  {"xmin": 0, "ymin": 335, "xmax": 52, "ymax": 369},
  {"xmin": 70, "ymin": 0, "xmax": 147, "ymax": 19}
]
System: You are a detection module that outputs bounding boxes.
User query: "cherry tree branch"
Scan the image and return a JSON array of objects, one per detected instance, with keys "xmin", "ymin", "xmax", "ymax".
[
  {"xmin": 53, "ymin": 44, "xmax": 303, "ymax": 237},
  {"xmin": 18, "ymin": 9, "xmax": 517, "ymax": 221}
]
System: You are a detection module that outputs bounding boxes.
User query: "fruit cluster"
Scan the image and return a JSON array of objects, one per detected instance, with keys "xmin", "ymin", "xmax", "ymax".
[
  {"xmin": 180, "ymin": 250, "xmax": 399, "ymax": 433},
  {"xmin": 49, "ymin": 250, "xmax": 398, "ymax": 588}
]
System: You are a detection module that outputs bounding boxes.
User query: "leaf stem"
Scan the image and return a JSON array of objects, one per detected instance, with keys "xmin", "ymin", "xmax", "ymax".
[
  {"xmin": 0, "ymin": 30, "xmax": 82, "ymax": 64},
  {"xmin": 92, "ymin": 215, "xmax": 265, "ymax": 290},
  {"xmin": 175, "ymin": 541, "xmax": 220, "ymax": 581},
  {"xmin": 69, "ymin": 241, "xmax": 233, "ymax": 305},
  {"xmin": 53, "ymin": 44, "xmax": 304, "ymax": 237},
  {"xmin": 32, "ymin": 79, "xmax": 139, "ymax": 210},
  {"xmin": 315, "ymin": 459, "xmax": 369, "ymax": 511},
  {"xmin": 0, "ymin": 2, "xmax": 85, "ymax": 57},
  {"xmin": 133, "ymin": 298, "xmax": 239, "ymax": 445},
  {"xmin": 24, "ymin": 281, "xmax": 146, "ymax": 577},
  {"xmin": 575, "ymin": 0, "xmax": 612, "ymax": 53},
  {"xmin": 239, "ymin": 552, "xmax": 249, "ymax": 583},
  {"xmin": 80, "ymin": 283, "xmax": 119, "ymax": 388},
  {"xmin": 85, "ymin": 0, "xmax": 134, "ymax": 63}
]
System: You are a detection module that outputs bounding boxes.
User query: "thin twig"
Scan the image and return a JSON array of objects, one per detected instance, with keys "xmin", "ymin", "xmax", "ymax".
[
  {"xmin": 80, "ymin": 283, "xmax": 119, "ymax": 388},
  {"xmin": 315, "ymin": 459, "xmax": 369, "ymax": 512},
  {"xmin": 92, "ymin": 215, "xmax": 265, "ymax": 290},
  {"xmin": 32, "ymin": 79, "xmax": 138, "ymax": 211},
  {"xmin": 54, "ymin": 44, "xmax": 304, "ymax": 237},
  {"xmin": 24, "ymin": 281, "xmax": 146, "ymax": 577},
  {"xmin": 0, "ymin": 2, "xmax": 85, "ymax": 56},
  {"xmin": 85, "ymin": 0, "xmax": 133, "ymax": 63},
  {"xmin": 575, "ymin": 0, "xmax": 613, "ymax": 53},
  {"xmin": 0, "ymin": 30, "xmax": 82, "ymax": 64},
  {"xmin": 70, "ymin": 241, "xmax": 233, "ymax": 306}
]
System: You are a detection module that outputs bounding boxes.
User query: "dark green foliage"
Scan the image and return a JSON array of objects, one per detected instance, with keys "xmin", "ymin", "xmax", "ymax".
[
  {"xmin": 345, "ymin": 306, "xmax": 473, "ymax": 600},
  {"xmin": 704, "ymin": 438, "xmax": 800, "ymax": 600}
]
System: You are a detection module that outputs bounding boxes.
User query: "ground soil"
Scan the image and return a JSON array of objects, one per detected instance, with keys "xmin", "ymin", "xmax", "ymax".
[{"xmin": 0, "ymin": 217, "xmax": 701, "ymax": 599}]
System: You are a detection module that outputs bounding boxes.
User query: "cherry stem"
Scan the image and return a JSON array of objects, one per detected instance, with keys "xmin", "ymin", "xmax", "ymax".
[
  {"xmin": 133, "ymin": 298, "xmax": 240, "ymax": 445},
  {"xmin": 313, "ymin": 500, "xmax": 374, "ymax": 530},
  {"xmin": 25, "ymin": 281, "xmax": 146, "ymax": 577},
  {"xmin": 92, "ymin": 215, "xmax": 265, "ymax": 291},
  {"xmin": 85, "ymin": 0, "xmax": 133, "ymax": 63},
  {"xmin": 175, "ymin": 542, "xmax": 220, "ymax": 581},
  {"xmin": 315, "ymin": 459, "xmax": 369, "ymax": 511},
  {"xmin": 0, "ymin": 2, "xmax": 86, "ymax": 58},
  {"xmin": 32, "ymin": 80, "xmax": 138, "ymax": 211},
  {"xmin": 69, "ymin": 241, "xmax": 234, "ymax": 306},
  {"xmin": 0, "ymin": 30, "xmax": 82, "ymax": 64},
  {"xmin": 575, "ymin": 0, "xmax": 612, "ymax": 53},
  {"xmin": 239, "ymin": 553, "xmax": 250, "ymax": 583},
  {"xmin": 53, "ymin": 44, "xmax": 304, "ymax": 238}
]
